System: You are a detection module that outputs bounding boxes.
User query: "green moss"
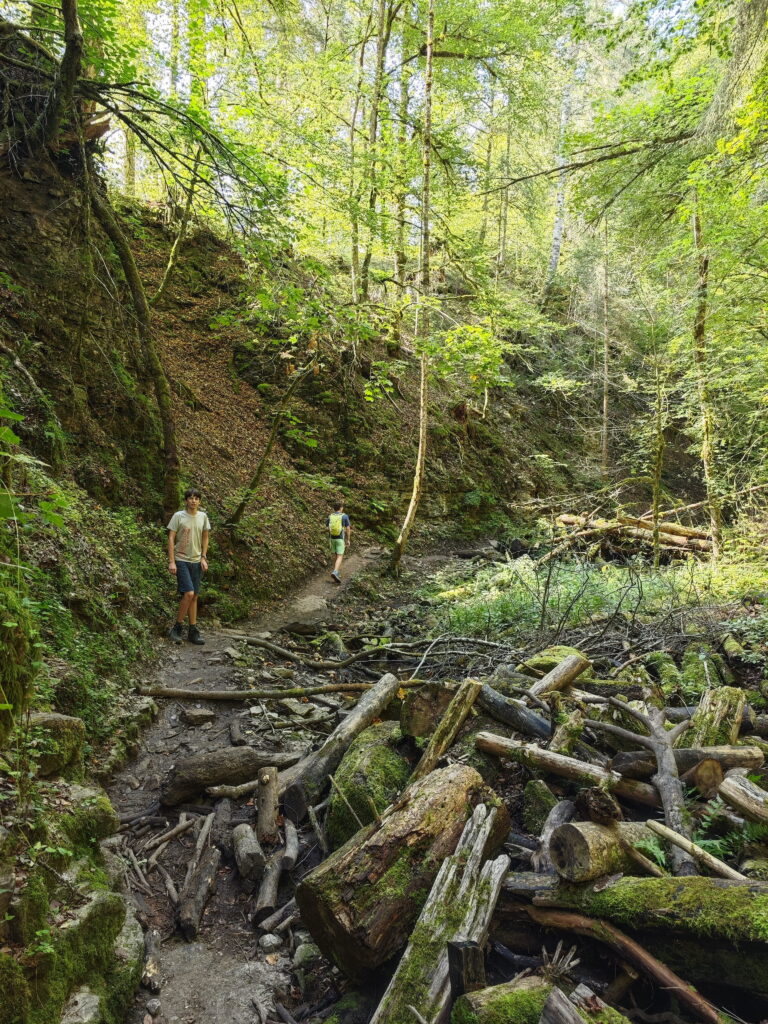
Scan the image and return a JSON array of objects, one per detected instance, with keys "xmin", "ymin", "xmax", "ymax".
[
  {"xmin": 643, "ymin": 651, "xmax": 681, "ymax": 692},
  {"xmin": 0, "ymin": 951, "xmax": 31, "ymax": 1024},
  {"xmin": 517, "ymin": 646, "xmax": 593, "ymax": 679},
  {"xmin": 522, "ymin": 779, "xmax": 558, "ymax": 833},
  {"xmin": 452, "ymin": 982, "xmax": 551, "ymax": 1024},
  {"xmin": 0, "ymin": 584, "xmax": 37, "ymax": 744},
  {"xmin": 680, "ymin": 642, "xmax": 733, "ymax": 698},
  {"xmin": 13, "ymin": 871, "xmax": 50, "ymax": 945},
  {"xmin": 58, "ymin": 788, "xmax": 119, "ymax": 855},
  {"xmin": 556, "ymin": 876, "xmax": 768, "ymax": 943},
  {"xmin": 326, "ymin": 722, "xmax": 410, "ymax": 849}
]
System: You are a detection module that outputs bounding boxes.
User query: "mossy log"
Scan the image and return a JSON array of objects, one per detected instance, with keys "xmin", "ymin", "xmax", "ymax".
[
  {"xmin": 610, "ymin": 745, "xmax": 763, "ymax": 780},
  {"xmin": 665, "ymin": 703, "xmax": 756, "ymax": 734},
  {"xmin": 401, "ymin": 682, "xmax": 455, "ymax": 738},
  {"xmin": 295, "ymin": 763, "xmax": 508, "ymax": 980},
  {"xmin": 160, "ymin": 747, "xmax": 302, "ymax": 805},
  {"xmin": 369, "ymin": 804, "xmax": 509, "ymax": 1024},
  {"xmin": 531, "ymin": 875, "xmax": 768, "ymax": 944},
  {"xmin": 327, "ymin": 721, "xmax": 410, "ymax": 849},
  {"xmin": 683, "ymin": 687, "xmax": 745, "ymax": 747},
  {"xmin": 280, "ymin": 672, "xmax": 401, "ymax": 821},
  {"xmin": 474, "ymin": 732, "xmax": 660, "ymax": 806},
  {"xmin": 548, "ymin": 821, "xmax": 654, "ymax": 882},
  {"xmin": 452, "ymin": 975, "xmax": 552, "ymax": 1024},
  {"xmin": 719, "ymin": 768, "xmax": 768, "ymax": 822}
]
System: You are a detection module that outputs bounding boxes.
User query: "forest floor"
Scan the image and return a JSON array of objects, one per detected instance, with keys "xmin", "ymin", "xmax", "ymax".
[{"xmin": 110, "ymin": 544, "xmax": 456, "ymax": 1024}]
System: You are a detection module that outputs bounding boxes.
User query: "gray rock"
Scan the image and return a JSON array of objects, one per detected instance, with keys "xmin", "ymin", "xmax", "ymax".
[
  {"xmin": 182, "ymin": 707, "xmax": 217, "ymax": 726},
  {"xmin": 258, "ymin": 933, "xmax": 283, "ymax": 953},
  {"xmin": 60, "ymin": 987, "xmax": 101, "ymax": 1023},
  {"xmin": 146, "ymin": 998, "xmax": 162, "ymax": 1017},
  {"xmin": 293, "ymin": 942, "xmax": 322, "ymax": 969}
]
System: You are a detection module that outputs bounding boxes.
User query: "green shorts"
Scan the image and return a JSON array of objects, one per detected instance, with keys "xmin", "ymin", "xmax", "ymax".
[{"xmin": 330, "ymin": 537, "xmax": 346, "ymax": 555}]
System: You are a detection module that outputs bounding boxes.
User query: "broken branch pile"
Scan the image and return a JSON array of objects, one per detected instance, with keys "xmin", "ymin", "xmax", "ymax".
[{"xmin": 554, "ymin": 513, "xmax": 713, "ymax": 558}]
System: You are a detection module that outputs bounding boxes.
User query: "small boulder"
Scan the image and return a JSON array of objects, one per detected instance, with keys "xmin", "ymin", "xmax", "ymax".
[
  {"xmin": 61, "ymin": 987, "xmax": 102, "ymax": 1024},
  {"xmin": 259, "ymin": 933, "xmax": 283, "ymax": 953},
  {"xmin": 293, "ymin": 942, "xmax": 322, "ymax": 969},
  {"xmin": 28, "ymin": 712, "xmax": 85, "ymax": 777},
  {"xmin": 181, "ymin": 707, "xmax": 216, "ymax": 726}
]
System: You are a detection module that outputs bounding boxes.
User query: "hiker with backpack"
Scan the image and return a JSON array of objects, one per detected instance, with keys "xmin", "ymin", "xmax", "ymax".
[{"xmin": 327, "ymin": 501, "xmax": 351, "ymax": 584}]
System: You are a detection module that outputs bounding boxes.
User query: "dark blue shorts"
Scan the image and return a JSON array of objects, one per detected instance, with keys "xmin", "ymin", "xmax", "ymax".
[{"xmin": 176, "ymin": 560, "xmax": 202, "ymax": 596}]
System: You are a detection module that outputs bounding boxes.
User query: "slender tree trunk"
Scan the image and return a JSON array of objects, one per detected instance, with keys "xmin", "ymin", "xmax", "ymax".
[
  {"xmin": 496, "ymin": 95, "xmax": 512, "ymax": 277},
  {"xmin": 691, "ymin": 203, "xmax": 723, "ymax": 560},
  {"xmin": 89, "ymin": 175, "xmax": 180, "ymax": 516},
  {"xmin": 349, "ymin": 20, "xmax": 372, "ymax": 303},
  {"xmin": 170, "ymin": 0, "xmax": 180, "ymax": 99},
  {"xmin": 393, "ymin": 26, "xmax": 411, "ymax": 343},
  {"xmin": 601, "ymin": 222, "xmax": 610, "ymax": 477},
  {"xmin": 542, "ymin": 54, "xmax": 579, "ymax": 303},
  {"xmin": 478, "ymin": 92, "xmax": 495, "ymax": 246},
  {"xmin": 124, "ymin": 128, "xmax": 136, "ymax": 197},
  {"xmin": 651, "ymin": 361, "xmax": 665, "ymax": 568},
  {"xmin": 32, "ymin": 0, "xmax": 83, "ymax": 151},
  {"xmin": 359, "ymin": 0, "xmax": 392, "ymax": 301},
  {"xmin": 151, "ymin": 147, "xmax": 202, "ymax": 306},
  {"xmin": 390, "ymin": 0, "xmax": 433, "ymax": 572}
]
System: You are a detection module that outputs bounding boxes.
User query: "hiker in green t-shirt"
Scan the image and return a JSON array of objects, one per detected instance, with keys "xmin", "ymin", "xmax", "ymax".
[{"xmin": 326, "ymin": 501, "xmax": 351, "ymax": 584}]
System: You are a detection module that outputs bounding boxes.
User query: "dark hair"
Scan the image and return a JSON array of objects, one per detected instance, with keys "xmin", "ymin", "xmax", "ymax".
[
  {"xmin": 184, "ymin": 487, "xmax": 202, "ymax": 499},
  {"xmin": 334, "ymin": 500, "xmax": 344, "ymax": 511}
]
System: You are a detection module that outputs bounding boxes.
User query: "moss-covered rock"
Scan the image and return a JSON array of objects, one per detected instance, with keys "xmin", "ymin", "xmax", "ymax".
[
  {"xmin": 102, "ymin": 907, "xmax": 143, "ymax": 1024},
  {"xmin": 522, "ymin": 778, "xmax": 558, "ymax": 833},
  {"xmin": 327, "ymin": 721, "xmax": 410, "ymax": 849},
  {"xmin": 29, "ymin": 712, "xmax": 86, "ymax": 778},
  {"xmin": 323, "ymin": 990, "xmax": 376, "ymax": 1024},
  {"xmin": 516, "ymin": 646, "xmax": 594, "ymax": 679},
  {"xmin": 59, "ymin": 786, "xmax": 120, "ymax": 853},
  {"xmin": 0, "ymin": 584, "xmax": 37, "ymax": 744},
  {"xmin": 0, "ymin": 950, "xmax": 31, "ymax": 1024}
]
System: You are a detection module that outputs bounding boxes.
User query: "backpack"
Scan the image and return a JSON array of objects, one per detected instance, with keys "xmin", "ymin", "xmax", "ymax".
[{"xmin": 328, "ymin": 512, "xmax": 344, "ymax": 537}]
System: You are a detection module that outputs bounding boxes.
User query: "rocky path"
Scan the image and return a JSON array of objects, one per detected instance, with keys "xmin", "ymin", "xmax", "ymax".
[{"xmin": 110, "ymin": 547, "xmax": 384, "ymax": 1024}]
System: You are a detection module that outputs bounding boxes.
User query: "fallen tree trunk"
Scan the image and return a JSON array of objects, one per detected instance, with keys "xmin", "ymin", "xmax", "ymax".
[
  {"xmin": 368, "ymin": 804, "xmax": 509, "ymax": 1024},
  {"xmin": 509, "ymin": 903, "xmax": 720, "ymax": 1024},
  {"xmin": 140, "ymin": 681, "xmax": 418, "ymax": 701},
  {"xmin": 645, "ymin": 819, "xmax": 746, "ymax": 880},
  {"xmin": 295, "ymin": 763, "xmax": 508, "ymax": 980},
  {"xmin": 253, "ymin": 820, "xmax": 299, "ymax": 923},
  {"xmin": 530, "ymin": 875, "xmax": 768, "ymax": 942},
  {"xmin": 178, "ymin": 845, "xmax": 220, "ymax": 939},
  {"xmin": 161, "ymin": 747, "xmax": 302, "ymax": 805},
  {"xmin": 478, "ymin": 685, "xmax": 552, "ymax": 740},
  {"xmin": 280, "ymin": 672, "xmax": 400, "ymax": 821},
  {"xmin": 474, "ymin": 732, "xmax": 660, "ymax": 806},
  {"xmin": 548, "ymin": 821, "xmax": 655, "ymax": 882},
  {"xmin": 610, "ymin": 745, "xmax": 763, "ymax": 780},
  {"xmin": 719, "ymin": 768, "xmax": 768, "ymax": 822},
  {"xmin": 665, "ymin": 703, "xmax": 757, "ymax": 734}
]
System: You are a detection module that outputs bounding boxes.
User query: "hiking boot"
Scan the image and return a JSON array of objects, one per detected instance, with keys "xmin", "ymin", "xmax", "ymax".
[
  {"xmin": 187, "ymin": 625, "xmax": 205, "ymax": 645},
  {"xmin": 168, "ymin": 622, "xmax": 184, "ymax": 644},
  {"xmin": 331, "ymin": 570, "xmax": 342, "ymax": 585}
]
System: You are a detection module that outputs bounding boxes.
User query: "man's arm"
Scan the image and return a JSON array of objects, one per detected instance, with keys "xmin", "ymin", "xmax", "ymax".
[
  {"xmin": 344, "ymin": 520, "xmax": 351, "ymax": 545},
  {"xmin": 168, "ymin": 530, "xmax": 177, "ymax": 575},
  {"xmin": 201, "ymin": 530, "xmax": 210, "ymax": 569}
]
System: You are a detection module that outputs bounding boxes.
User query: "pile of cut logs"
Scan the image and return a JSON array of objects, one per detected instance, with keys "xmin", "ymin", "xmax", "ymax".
[
  {"xmin": 133, "ymin": 647, "xmax": 768, "ymax": 1024},
  {"xmin": 552, "ymin": 514, "xmax": 712, "ymax": 559}
]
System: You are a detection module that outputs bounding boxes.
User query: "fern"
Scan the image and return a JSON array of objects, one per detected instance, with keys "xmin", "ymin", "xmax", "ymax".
[{"xmin": 634, "ymin": 837, "xmax": 667, "ymax": 868}]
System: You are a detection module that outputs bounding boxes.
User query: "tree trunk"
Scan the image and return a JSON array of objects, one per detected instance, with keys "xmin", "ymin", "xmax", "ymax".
[
  {"xmin": 124, "ymin": 128, "xmax": 136, "ymax": 196},
  {"xmin": 601, "ymin": 222, "xmax": 610, "ymax": 476},
  {"xmin": 719, "ymin": 768, "xmax": 768, "ymax": 822},
  {"xmin": 295, "ymin": 763, "xmax": 508, "ymax": 980},
  {"xmin": 691, "ymin": 203, "xmax": 722, "ymax": 560},
  {"xmin": 610, "ymin": 744, "xmax": 763, "ymax": 780},
  {"xmin": 390, "ymin": 0, "xmax": 433, "ymax": 571},
  {"xmin": 526, "ymin": 655, "xmax": 591, "ymax": 701},
  {"xmin": 32, "ymin": 0, "xmax": 83, "ymax": 151},
  {"xmin": 368, "ymin": 804, "xmax": 509, "ymax": 1024},
  {"xmin": 477, "ymin": 685, "xmax": 553, "ymax": 741},
  {"xmin": 89, "ymin": 180, "xmax": 180, "ymax": 516},
  {"xmin": 542, "ymin": 57, "xmax": 577, "ymax": 302},
  {"xmin": 161, "ymin": 747, "xmax": 302, "ymax": 805},
  {"xmin": 151, "ymin": 146, "xmax": 202, "ymax": 306},
  {"xmin": 411, "ymin": 678, "xmax": 483, "ymax": 781},
  {"xmin": 548, "ymin": 821, "xmax": 655, "ymax": 882},
  {"xmin": 684, "ymin": 686, "xmax": 745, "ymax": 747},
  {"xmin": 475, "ymin": 732, "xmax": 660, "ymax": 806},
  {"xmin": 280, "ymin": 672, "xmax": 400, "ymax": 820}
]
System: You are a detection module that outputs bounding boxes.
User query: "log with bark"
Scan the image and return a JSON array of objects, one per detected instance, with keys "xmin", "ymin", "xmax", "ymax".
[
  {"xmin": 644, "ymin": 819, "xmax": 746, "ymax": 880},
  {"xmin": 530, "ymin": 800, "xmax": 574, "ymax": 875},
  {"xmin": 411, "ymin": 677, "xmax": 483, "ymax": 780},
  {"xmin": 609, "ymin": 745, "xmax": 763, "ymax": 780},
  {"xmin": 719, "ymin": 768, "xmax": 768, "ymax": 822},
  {"xmin": 548, "ymin": 821, "xmax": 655, "ymax": 882},
  {"xmin": 474, "ymin": 732, "xmax": 660, "ymax": 806},
  {"xmin": 232, "ymin": 823, "xmax": 266, "ymax": 881},
  {"xmin": 253, "ymin": 820, "xmax": 299, "ymax": 923},
  {"xmin": 294, "ymin": 762, "xmax": 508, "ymax": 980},
  {"xmin": 555, "ymin": 514, "xmax": 713, "ymax": 555},
  {"xmin": 368, "ymin": 804, "xmax": 509, "ymax": 1024},
  {"xmin": 280, "ymin": 672, "xmax": 401, "ymax": 821},
  {"xmin": 160, "ymin": 747, "xmax": 302, "ymax": 805},
  {"xmin": 478, "ymin": 685, "xmax": 553, "ymax": 740},
  {"xmin": 683, "ymin": 686, "xmax": 745, "ymax": 747},
  {"xmin": 177, "ymin": 813, "xmax": 220, "ymax": 939},
  {"xmin": 525, "ymin": 655, "xmax": 591, "ymax": 702}
]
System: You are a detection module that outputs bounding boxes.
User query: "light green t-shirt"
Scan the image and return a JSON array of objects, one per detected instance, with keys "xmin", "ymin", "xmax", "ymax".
[{"xmin": 167, "ymin": 509, "xmax": 211, "ymax": 564}]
